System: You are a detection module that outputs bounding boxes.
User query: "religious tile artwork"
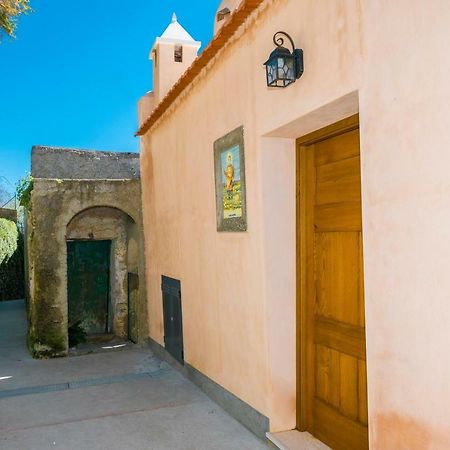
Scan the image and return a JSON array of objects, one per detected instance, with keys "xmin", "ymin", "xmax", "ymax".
[{"xmin": 214, "ymin": 126, "xmax": 247, "ymax": 232}]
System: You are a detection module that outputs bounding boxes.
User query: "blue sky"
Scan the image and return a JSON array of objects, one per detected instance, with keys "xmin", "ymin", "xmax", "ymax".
[{"xmin": 0, "ymin": 0, "xmax": 217, "ymax": 192}]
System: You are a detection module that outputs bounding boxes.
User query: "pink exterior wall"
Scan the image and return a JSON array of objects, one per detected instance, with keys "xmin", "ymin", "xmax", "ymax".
[
  {"xmin": 140, "ymin": 0, "xmax": 450, "ymax": 447},
  {"xmin": 138, "ymin": 92, "xmax": 155, "ymax": 126},
  {"xmin": 360, "ymin": 1, "xmax": 450, "ymax": 448}
]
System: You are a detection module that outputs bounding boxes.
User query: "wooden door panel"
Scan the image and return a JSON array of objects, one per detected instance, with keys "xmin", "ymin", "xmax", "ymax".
[
  {"xmin": 298, "ymin": 117, "xmax": 368, "ymax": 450},
  {"xmin": 314, "ymin": 129, "xmax": 360, "ymax": 166},
  {"xmin": 315, "ymin": 345, "xmax": 367, "ymax": 421},
  {"xmin": 315, "ymin": 202, "xmax": 362, "ymax": 232},
  {"xmin": 316, "ymin": 155, "xmax": 362, "ymax": 208},
  {"xmin": 316, "ymin": 156, "xmax": 361, "ymax": 184},
  {"xmin": 315, "ymin": 318, "xmax": 366, "ymax": 360},
  {"xmin": 316, "ymin": 179, "xmax": 361, "ymax": 205},
  {"xmin": 315, "ymin": 232, "xmax": 361, "ymax": 326},
  {"xmin": 315, "ymin": 344, "xmax": 341, "ymax": 409},
  {"xmin": 358, "ymin": 359, "xmax": 369, "ymax": 425},
  {"xmin": 358, "ymin": 242, "xmax": 366, "ymax": 327},
  {"xmin": 314, "ymin": 399, "xmax": 368, "ymax": 450},
  {"xmin": 339, "ymin": 353, "xmax": 359, "ymax": 420}
]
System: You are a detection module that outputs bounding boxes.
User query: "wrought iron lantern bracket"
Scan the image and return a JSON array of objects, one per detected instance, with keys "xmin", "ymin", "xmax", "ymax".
[{"xmin": 264, "ymin": 31, "xmax": 304, "ymax": 88}]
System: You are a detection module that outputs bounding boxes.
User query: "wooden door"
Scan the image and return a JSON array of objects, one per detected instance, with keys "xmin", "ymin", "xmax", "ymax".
[
  {"xmin": 162, "ymin": 275, "xmax": 184, "ymax": 364},
  {"xmin": 67, "ymin": 240, "xmax": 111, "ymax": 335},
  {"xmin": 297, "ymin": 116, "xmax": 368, "ymax": 450}
]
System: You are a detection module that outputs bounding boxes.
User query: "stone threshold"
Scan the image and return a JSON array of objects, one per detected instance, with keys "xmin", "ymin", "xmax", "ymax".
[{"xmin": 267, "ymin": 430, "xmax": 331, "ymax": 450}]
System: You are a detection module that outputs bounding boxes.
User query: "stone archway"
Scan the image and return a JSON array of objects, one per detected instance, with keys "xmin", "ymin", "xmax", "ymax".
[
  {"xmin": 26, "ymin": 150, "xmax": 147, "ymax": 359},
  {"xmin": 66, "ymin": 206, "xmax": 141, "ymax": 345}
]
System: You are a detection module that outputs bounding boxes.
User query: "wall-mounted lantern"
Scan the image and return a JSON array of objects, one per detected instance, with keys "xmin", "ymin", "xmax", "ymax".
[{"xmin": 264, "ymin": 31, "xmax": 304, "ymax": 88}]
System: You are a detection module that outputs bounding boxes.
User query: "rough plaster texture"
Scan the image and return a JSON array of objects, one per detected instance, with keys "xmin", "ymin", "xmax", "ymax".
[
  {"xmin": 139, "ymin": 0, "xmax": 450, "ymax": 447},
  {"xmin": 138, "ymin": 92, "xmax": 156, "ymax": 127},
  {"xmin": 27, "ymin": 178, "xmax": 148, "ymax": 358},
  {"xmin": 31, "ymin": 146, "xmax": 140, "ymax": 180}
]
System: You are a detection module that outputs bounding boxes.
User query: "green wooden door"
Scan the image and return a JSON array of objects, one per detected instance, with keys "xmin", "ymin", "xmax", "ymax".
[{"xmin": 67, "ymin": 240, "xmax": 111, "ymax": 335}]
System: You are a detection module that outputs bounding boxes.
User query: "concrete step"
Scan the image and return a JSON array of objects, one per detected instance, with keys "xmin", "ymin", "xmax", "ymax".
[{"xmin": 267, "ymin": 430, "xmax": 331, "ymax": 450}]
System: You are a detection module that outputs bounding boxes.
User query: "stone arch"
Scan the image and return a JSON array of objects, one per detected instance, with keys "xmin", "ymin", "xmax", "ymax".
[{"xmin": 65, "ymin": 206, "xmax": 142, "ymax": 343}]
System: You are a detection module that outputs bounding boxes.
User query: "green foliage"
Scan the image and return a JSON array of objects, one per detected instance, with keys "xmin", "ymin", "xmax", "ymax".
[
  {"xmin": 68, "ymin": 321, "xmax": 87, "ymax": 348},
  {"xmin": 16, "ymin": 174, "xmax": 33, "ymax": 210},
  {"xmin": 0, "ymin": 0, "xmax": 31, "ymax": 39},
  {"xmin": 0, "ymin": 229, "xmax": 24, "ymax": 300},
  {"xmin": 0, "ymin": 218, "xmax": 18, "ymax": 265}
]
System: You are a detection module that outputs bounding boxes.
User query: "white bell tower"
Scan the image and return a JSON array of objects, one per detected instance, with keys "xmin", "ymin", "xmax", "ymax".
[{"xmin": 138, "ymin": 13, "xmax": 201, "ymax": 126}]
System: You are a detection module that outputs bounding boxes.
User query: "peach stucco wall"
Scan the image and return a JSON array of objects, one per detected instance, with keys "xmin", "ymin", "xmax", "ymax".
[
  {"xmin": 359, "ymin": 1, "xmax": 450, "ymax": 448},
  {"xmin": 140, "ymin": 0, "xmax": 450, "ymax": 447}
]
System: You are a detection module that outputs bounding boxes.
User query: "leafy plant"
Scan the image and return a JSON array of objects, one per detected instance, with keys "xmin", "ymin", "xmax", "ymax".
[
  {"xmin": 16, "ymin": 174, "xmax": 33, "ymax": 210},
  {"xmin": 68, "ymin": 321, "xmax": 87, "ymax": 348},
  {"xmin": 0, "ymin": 0, "xmax": 32, "ymax": 40},
  {"xmin": 0, "ymin": 218, "xmax": 18, "ymax": 265},
  {"xmin": 0, "ymin": 230, "xmax": 24, "ymax": 300}
]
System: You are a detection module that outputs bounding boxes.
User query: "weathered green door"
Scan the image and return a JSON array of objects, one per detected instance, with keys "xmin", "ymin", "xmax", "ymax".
[{"xmin": 67, "ymin": 240, "xmax": 111, "ymax": 334}]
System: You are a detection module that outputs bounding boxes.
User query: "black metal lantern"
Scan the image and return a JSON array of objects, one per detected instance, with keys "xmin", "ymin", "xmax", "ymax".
[{"xmin": 264, "ymin": 32, "xmax": 304, "ymax": 88}]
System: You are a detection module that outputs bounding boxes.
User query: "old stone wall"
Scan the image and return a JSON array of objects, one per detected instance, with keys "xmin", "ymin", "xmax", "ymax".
[
  {"xmin": 31, "ymin": 146, "xmax": 140, "ymax": 180},
  {"xmin": 0, "ymin": 208, "xmax": 17, "ymax": 222},
  {"xmin": 27, "ymin": 178, "xmax": 147, "ymax": 358}
]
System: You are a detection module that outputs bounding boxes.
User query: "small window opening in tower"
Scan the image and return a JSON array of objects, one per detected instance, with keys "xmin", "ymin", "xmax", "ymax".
[
  {"xmin": 153, "ymin": 49, "xmax": 158, "ymax": 68},
  {"xmin": 217, "ymin": 8, "xmax": 231, "ymax": 22},
  {"xmin": 174, "ymin": 45, "xmax": 183, "ymax": 63}
]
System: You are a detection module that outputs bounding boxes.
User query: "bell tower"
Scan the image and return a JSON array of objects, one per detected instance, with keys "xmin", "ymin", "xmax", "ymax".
[
  {"xmin": 139, "ymin": 13, "xmax": 201, "ymax": 126},
  {"xmin": 214, "ymin": 0, "xmax": 241, "ymax": 35},
  {"xmin": 152, "ymin": 13, "xmax": 201, "ymax": 103}
]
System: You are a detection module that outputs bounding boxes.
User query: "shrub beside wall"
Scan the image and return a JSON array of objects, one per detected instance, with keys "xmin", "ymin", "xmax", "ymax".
[
  {"xmin": 0, "ymin": 219, "xmax": 24, "ymax": 301},
  {"xmin": 0, "ymin": 218, "xmax": 18, "ymax": 264}
]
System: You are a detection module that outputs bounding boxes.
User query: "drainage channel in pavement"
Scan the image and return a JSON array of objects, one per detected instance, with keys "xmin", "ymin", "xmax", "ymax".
[{"xmin": 0, "ymin": 368, "xmax": 170, "ymax": 400}]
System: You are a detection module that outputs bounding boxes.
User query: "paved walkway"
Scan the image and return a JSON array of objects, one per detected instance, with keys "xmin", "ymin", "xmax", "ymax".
[{"xmin": 0, "ymin": 300, "xmax": 267, "ymax": 450}]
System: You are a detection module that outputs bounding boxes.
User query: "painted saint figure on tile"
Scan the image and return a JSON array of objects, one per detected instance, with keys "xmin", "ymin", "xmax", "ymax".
[
  {"xmin": 221, "ymin": 145, "xmax": 242, "ymax": 219},
  {"xmin": 214, "ymin": 126, "xmax": 247, "ymax": 232}
]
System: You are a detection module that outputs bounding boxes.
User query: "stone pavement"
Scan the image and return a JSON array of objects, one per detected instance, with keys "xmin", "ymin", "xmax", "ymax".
[{"xmin": 0, "ymin": 300, "xmax": 267, "ymax": 450}]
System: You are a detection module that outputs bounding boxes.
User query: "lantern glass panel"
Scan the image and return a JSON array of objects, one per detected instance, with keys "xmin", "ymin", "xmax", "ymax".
[
  {"xmin": 266, "ymin": 57, "xmax": 278, "ymax": 86},
  {"xmin": 285, "ymin": 57, "xmax": 295, "ymax": 81},
  {"xmin": 265, "ymin": 46, "xmax": 296, "ymax": 87}
]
